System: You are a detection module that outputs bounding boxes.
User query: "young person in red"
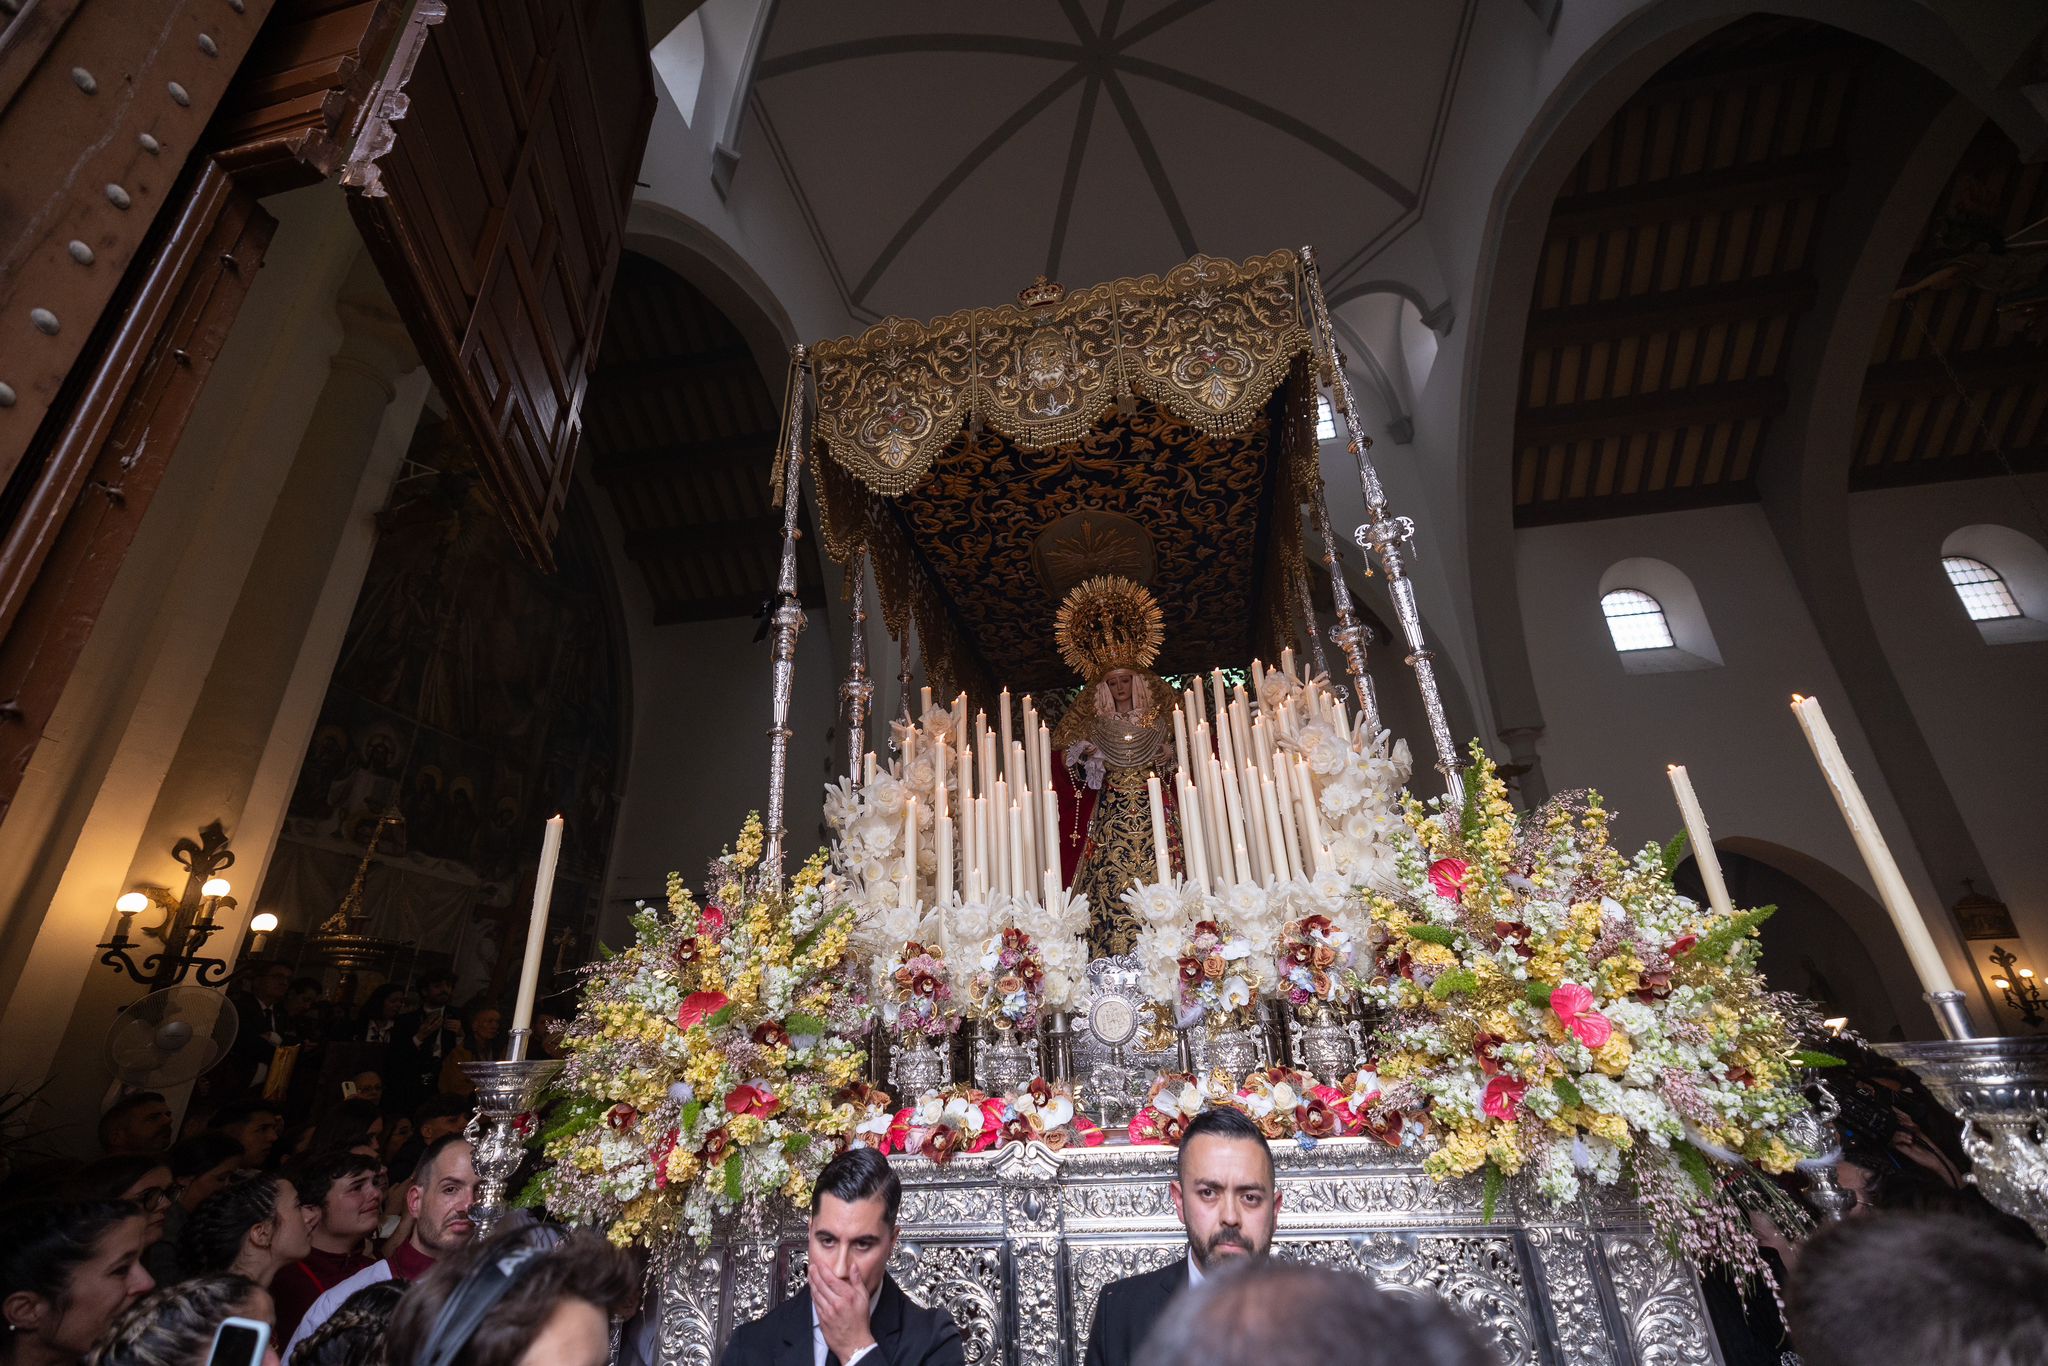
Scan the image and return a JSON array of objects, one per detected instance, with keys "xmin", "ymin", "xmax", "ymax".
[
  {"xmin": 271, "ymin": 1151, "xmax": 385, "ymax": 1342},
  {"xmin": 282, "ymin": 1135, "xmax": 479, "ymax": 1362}
]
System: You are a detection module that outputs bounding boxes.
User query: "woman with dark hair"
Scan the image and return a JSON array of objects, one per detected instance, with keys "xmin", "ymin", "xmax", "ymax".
[
  {"xmin": 144, "ymin": 1134, "xmax": 248, "ymax": 1286},
  {"xmin": 288, "ymin": 1280, "xmax": 405, "ymax": 1366},
  {"xmin": 384, "ymin": 1217, "xmax": 636, "ymax": 1366},
  {"xmin": 0, "ymin": 1199, "xmax": 155, "ymax": 1366},
  {"xmin": 83, "ymin": 1274, "xmax": 276, "ymax": 1366},
  {"xmin": 178, "ymin": 1176, "xmax": 312, "ymax": 1288},
  {"xmin": 61, "ymin": 1160, "xmax": 174, "ymax": 1248}
]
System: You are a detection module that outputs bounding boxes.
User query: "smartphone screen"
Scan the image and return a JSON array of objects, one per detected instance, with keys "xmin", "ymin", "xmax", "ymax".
[{"xmin": 207, "ymin": 1320, "xmax": 267, "ymax": 1366}]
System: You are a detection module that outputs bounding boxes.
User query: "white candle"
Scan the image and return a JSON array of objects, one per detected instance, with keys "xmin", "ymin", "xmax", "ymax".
[
  {"xmin": 973, "ymin": 797, "xmax": 989, "ymax": 901},
  {"xmin": 1173, "ymin": 706, "xmax": 1192, "ymax": 778},
  {"xmin": 1222, "ymin": 764, "xmax": 1255, "ymax": 886},
  {"xmin": 1270, "ymin": 771, "xmax": 1303, "ymax": 880},
  {"xmin": 1293, "ymin": 758, "xmax": 1333, "ymax": 874},
  {"xmin": 1043, "ymin": 786, "xmax": 1060, "ymax": 892},
  {"xmin": 1147, "ymin": 774, "xmax": 1171, "ymax": 882},
  {"xmin": 920, "ymin": 685, "xmax": 932, "ymax": 720},
  {"xmin": 1666, "ymin": 764, "xmax": 1733, "ymax": 918},
  {"xmin": 1790, "ymin": 695, "xmax": 1956, "ymax": 997},
  {"xmin": 863, "ymin": 751, "xmax": 876, "ymax": 787},
  {"xmin": 937, "ymin": 811, "xmax": 954, "ymax": 905},
  {"xmin": 1178, "ymin": 774, "xmax": 1210, "ymax": 892},
  {"xmin": 900, "ymin": 796, "xmax": 918, "ymax": 909},
  {"xmin": 1281, "ymin": 646, "xmax": 1297, "ymax": 682},
  {"xmin": 1008, "ymin": 802, "xmax": 1025, "ymax": 905},
  {"xmin": 999, "ymin": 688, "xmax": 1013, "ymax": 779},
  {"xmin": 511, "ymin": 815, "xmax": 564, "ymax": 1045}
]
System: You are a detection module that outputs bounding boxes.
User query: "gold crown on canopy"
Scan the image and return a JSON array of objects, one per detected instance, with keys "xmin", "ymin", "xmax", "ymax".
[{"xmin": 1055, "ymin": 575, "xmax": 1164, "ymax": 679}]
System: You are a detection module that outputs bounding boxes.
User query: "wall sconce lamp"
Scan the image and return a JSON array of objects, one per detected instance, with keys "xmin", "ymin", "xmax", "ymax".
[
  {"xmin": 247, "ymin": 911, "xmax": 280, "ymax": 954},
  {"xmin": 98, "ymin": 821, "xmax": 239, "ymax": 990},
  {"xmin": 1988, "ymin": 946, "xmax": 2044, "ymax": 1027}
]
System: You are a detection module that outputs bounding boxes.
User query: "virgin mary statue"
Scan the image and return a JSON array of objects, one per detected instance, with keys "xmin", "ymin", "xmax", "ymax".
[{"xmin": 1051, "ymin": 575, "xmax": 1182, "ymax": 957}]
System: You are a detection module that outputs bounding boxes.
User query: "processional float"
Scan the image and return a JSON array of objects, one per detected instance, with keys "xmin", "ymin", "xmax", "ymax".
[{"xmin": 495, "ymin": 247, "xmax": 2045, "ymax": 1365}]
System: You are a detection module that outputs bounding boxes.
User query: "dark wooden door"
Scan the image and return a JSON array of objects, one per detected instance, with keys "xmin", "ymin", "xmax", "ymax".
[{"xmin": 348, "ymin": 0, "xmax": 655, "ymax": 567}]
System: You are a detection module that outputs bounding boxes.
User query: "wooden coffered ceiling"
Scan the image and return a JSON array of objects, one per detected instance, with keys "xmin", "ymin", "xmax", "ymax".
[
  {"xmin": 1852, "ymin": 124, "xmax": 2048, "ymax": 489},
  {"xmin": 582, "ymin": 252, "xmax": 823, "ymax": 624},
  {"xmin": 1513, "ymin": 17, "xmax": 1871, "ymax": 525}
]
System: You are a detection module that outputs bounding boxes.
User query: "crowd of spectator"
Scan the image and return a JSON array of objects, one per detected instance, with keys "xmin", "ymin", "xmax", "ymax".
[{"xmin": 0, "ymin": 963, "xmax": 599, "ymax": 1366}]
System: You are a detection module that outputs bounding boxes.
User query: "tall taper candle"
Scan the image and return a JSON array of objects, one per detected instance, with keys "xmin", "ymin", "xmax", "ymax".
[
  {"xmin": 999, "ymin": 688, "xmax": 1013, "ymax": 780},
  {"xmin": 900, "ymin": 796, "xmax": 918, "ymax": 910},
  {"xmin": 1147, "ymin": 774, "xmax": 1171, "ymax": 882},
  {"xmin": 1790, "ymin": 695, "xmax": 1956, "ymax": 999},
  {"xmin": 1665, "ymin": 765, "xmax": 1733, "ymax": 918},
  {"xmin": 511, "ymin": 815, "xmax": 564, "ymax": 1044},
  {"xmin": 1008, "ymin": 802, "xmax": 1025, "ymax": 907},
  {"xmin": 937, "ymin": 810, "xmax": 954, "ymax": 906}
]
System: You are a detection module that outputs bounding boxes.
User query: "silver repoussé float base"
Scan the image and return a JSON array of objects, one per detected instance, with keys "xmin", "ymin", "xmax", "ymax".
[
  {"xmin": 1876, "ymin": 1035, "xmax": 2048, "ymax": 1243},
  {"xmin": 461, "ymin": 1055, "xmax": 562, "ymax": 1241},
  {"xmin": 649, "ymin": 1138, "xmax": 1723, "ymax": 1366}
]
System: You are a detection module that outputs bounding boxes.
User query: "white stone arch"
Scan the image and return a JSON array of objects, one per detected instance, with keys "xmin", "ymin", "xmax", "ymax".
[
  {"xmin": 1596, "ymin": 557, "xmax": 1722, "ymax": 673},
  {"xmin": 1940, "ymin": 523, "xmax": 2048, "ymax": 643},
  {"xmin": 1456, "ymin": 0, "xmax": 2048, "ymax": 800}
]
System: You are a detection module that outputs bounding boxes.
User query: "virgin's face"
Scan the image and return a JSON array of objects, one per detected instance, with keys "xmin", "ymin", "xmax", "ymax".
[{"xmin": 1105, "ymin": 671, "xmax": 1137, "ymax": 711}]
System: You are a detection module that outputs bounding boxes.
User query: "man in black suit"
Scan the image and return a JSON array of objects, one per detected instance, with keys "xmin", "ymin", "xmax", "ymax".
[
  {"xmin": 1084, "ymin": 1109, "xmax": 1281, "ymax": 1366},
  {"xmin": 720, "ymin": 1147, "xmax": 964, "ymax": 1366}
]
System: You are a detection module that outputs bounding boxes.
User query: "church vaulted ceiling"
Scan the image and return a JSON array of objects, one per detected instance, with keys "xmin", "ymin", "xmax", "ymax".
[{"xmin": 749, "ymin": 0, "xmax": 1476, "ymax": 322}]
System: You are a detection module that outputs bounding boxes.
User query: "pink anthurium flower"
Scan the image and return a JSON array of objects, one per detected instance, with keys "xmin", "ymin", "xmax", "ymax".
[
  {"xmin": 1428, "ymin": 858, "xmax": 1469, "ymax": 903},
  {"xmin": 1482, "ymin": 1075, "xmax": 1528, "ymax": 1122},
  {"xmin": 1550, "ymin": 983, "xmax": 1614, "ymax": 1049}
]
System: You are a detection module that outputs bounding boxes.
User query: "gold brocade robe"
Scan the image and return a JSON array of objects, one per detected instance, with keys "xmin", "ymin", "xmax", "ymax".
[{"xmin": 1075, "ymin": 765, "xmax": 1178, "ymax": 956}]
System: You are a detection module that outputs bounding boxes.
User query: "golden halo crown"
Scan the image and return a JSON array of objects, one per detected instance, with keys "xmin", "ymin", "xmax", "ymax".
[{"xmin": 1055, "ymin": 575, "xmax": 1164, "ymax": 679}]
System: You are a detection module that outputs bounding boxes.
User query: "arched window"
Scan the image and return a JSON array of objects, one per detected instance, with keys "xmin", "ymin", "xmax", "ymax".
[
  {"xmin": 1600, "ymin": 588, "xmax": 1675, "ymax": 652},
  {"xmin": 1942, "ymin": 556, "xmax": 2022, "ymax": 622},
  {"xmin": 1315, "ymin": 394, "xmax": 1336, "ymax": 441}
]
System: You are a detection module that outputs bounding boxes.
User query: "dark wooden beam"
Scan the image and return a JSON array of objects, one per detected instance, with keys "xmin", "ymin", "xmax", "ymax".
[
  {"xmin": 622, "ymin": 515, "xmax": 783, "ymax": 560},
  {"xmin": 1850, "ymin": 446, "xmax": 2048, "ymax": 490},
  {"xmin": 589, "ymin": 429, "xmax": 779, "ymax": 484},
  {"xmin": 1513, "ymin": 478, "xmax": 1761, "ymax": 526},
  {"xmin": 1526, "ymin": 272, "xmax": 1816, "ymax": 347},
  {"xmin": 1548, "ymin": 152, "xmax": 1846, "ymax": 235},
  {"xmin": 1517, "ymin": 378, "xmax": 1788, "ymax": 445},
  {"xmin": 1860, "ymin": 344, "xmax": 2048, "ymax": 400}
]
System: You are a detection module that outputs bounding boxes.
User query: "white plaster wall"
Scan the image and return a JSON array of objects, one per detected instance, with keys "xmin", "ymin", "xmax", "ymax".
[
  {"xmin": 1849, "ymin": 477, "xmax": 2048, "ymax": 992},
  {"xmin": 1514, "ymin": 503, "xmax": 1956, "ymax": 1036},
  {"xmin": 585, "ymin": 471, "xmax": 840, "ymax": 944}
]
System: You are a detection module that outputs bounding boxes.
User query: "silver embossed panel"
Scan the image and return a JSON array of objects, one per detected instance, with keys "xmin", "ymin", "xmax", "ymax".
[{"xmin": 651, "ymin": 1139, "xmax": 1717, "ymax": 1366}]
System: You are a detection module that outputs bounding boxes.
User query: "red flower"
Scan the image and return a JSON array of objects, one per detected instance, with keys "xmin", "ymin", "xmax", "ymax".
[
  {"xmin": 1071, "ymin": 1116, "xmax": 1107, "ymax": 1147},
  {"xmin": 1472, "ymin": 1033, "xmax": 1506, "ymax": 1077},
  {"xmin": 650, "ymin": 1127, "xmax": 679, "ymax": 1187},
  {"xmin": 1428, "ymin": 858, "xmax": 1469, "ymax": 903},
  {"xmin": 1666, "ymin": 934, "xmax": 1698, "ymax": 957},
  {"xmin": 1362, "ymin": 1110, "xmax": 1406, "ymax": 1147},
  {"xmin": 1482, "ymin": 1075, "xmax": 1528, "ymax": 1122},
  {"xmin": 1178, "ymin": 957, "xmax": 1203, "ymax": 984},
  {"xmin": 606, "ymin": 1103, "xmax": 639, "ymax": 1132},
  {"xmin": 1002, "ymin": 1116, "xmax": 1034, "ymax": 1145},
  {"xmin": 724, "ymin": 1083, "xmax": 779, "ymax": 1118},
  {"xmin": 752, "ymin": 1020, "xmax": 790, "ymax": 1049},
  {"xmin": 920, "ymin": 1125, "xmax": 960, "ymax": 1163},
  {"xmin": 676, "ymin": 937, "xmax": 701, "ymax": 964},
  {"xmin": 1550, "ymin": 983, "xmax": 1614, "ymax": 1049},
  {"xmin": 699, "ymin": 1126, "xmax": 730, "ymax": 1163},
  {"xmin": 1493, "ymin": 921, "xmax": 1535, "ymax": 959},
  {"xmin": 512, "ymin": 1112, "xmax": 537, "ymax": 1140},
  {"xmin": 698, "ymin": 905, "xmax": 727, "ymax": 937},
  {"xmin": 1296, "ymin": 1093, "xmax": 1340, "ymax": 1138},
  {"xmin": 677, "ymin": 990, "xmax": 730, "ymax": 1029},
  {"xmin": 1001, "ymin": 927, "xmax": 1030, "ymax": 952}
]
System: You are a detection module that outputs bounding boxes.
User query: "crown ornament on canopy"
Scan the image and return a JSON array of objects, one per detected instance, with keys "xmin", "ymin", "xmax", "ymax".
[
  {"xmin": 1054, "ymin": 574, "xmax": 1165, "ymax": 680},
  {"xmin": 1017, "ymin": 274, "xmax": 1066, "ymax": 308}
]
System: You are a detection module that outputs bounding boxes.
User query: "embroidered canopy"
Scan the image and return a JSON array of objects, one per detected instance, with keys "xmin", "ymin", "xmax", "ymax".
[{"xmin": 792, "ymin": 249, "xmax": 1331, "ymax": 701}]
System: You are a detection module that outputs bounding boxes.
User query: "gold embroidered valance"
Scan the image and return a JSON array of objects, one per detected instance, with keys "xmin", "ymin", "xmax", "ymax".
[{"xmin": 809, "ymin": 250, "xmax": 1313, "ymax": 497}]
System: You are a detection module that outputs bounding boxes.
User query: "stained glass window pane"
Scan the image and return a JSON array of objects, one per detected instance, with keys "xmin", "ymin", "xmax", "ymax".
[
  {"xmin": 1942, "ymin": 557, "xmax": 2022, "ymax": 622},
  {"xmin": 1600, "ymin": 588, "xmax": 1675, "ymax": 652}
]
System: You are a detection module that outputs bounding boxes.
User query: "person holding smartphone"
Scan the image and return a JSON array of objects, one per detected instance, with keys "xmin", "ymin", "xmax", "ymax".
[{"xmin": 82, "ymin": 1273, "xmax": 277, "ymax": 1366}]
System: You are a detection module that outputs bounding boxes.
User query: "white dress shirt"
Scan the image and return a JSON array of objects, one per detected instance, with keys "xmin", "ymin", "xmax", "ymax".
[
  {"xmin": 810, "ymin": 1286, "xmax": 883, "ymax": 1366},
  {"xmin": 1188, "ymin": 1257, "xmax": 1205, "ymax": 1290}
]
